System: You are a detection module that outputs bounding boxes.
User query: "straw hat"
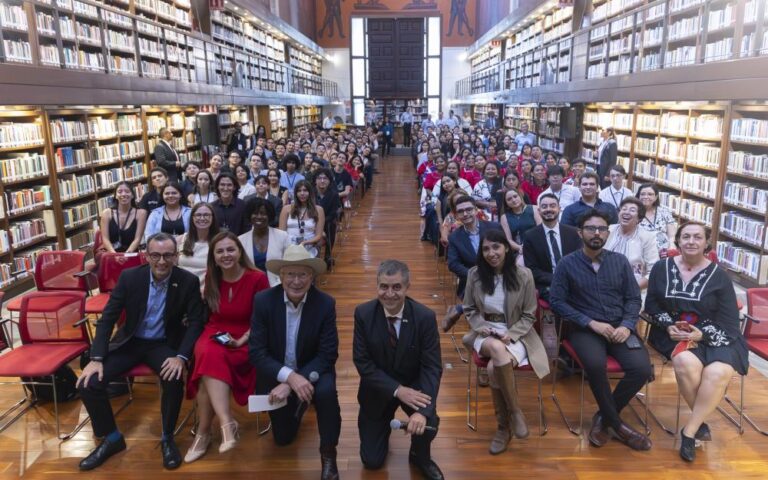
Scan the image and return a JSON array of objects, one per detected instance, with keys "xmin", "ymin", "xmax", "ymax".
[{"xmin": 266, "ymin": 244, "xmax": 327, "ymax": 276}]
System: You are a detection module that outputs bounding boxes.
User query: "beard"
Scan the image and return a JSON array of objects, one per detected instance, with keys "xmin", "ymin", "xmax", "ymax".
[{"xmin": 584, "ymin": 237, "xmax": 605, "ymax": 251}]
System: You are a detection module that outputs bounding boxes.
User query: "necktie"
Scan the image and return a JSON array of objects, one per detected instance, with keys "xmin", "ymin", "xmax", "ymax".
[
  {"xmin": 549, "ymin": 230, "xmax": 562, "ymax": 266},
  {"xmin": 386, "ymin": 316, "xmax": 398, "ymax": 348}
]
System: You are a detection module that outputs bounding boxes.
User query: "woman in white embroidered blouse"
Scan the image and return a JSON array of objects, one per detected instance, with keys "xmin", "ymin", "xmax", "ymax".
[{"xmin": 605, "ymin": 197, "xmax": 659, "ymax": 289}]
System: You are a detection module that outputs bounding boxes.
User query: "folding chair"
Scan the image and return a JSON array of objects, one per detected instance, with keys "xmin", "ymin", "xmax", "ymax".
[
  {"xmin": 0, "ymin": 291, "xmax": 89, "ymax": 440},
  {"xmin": 85, "ymin": 252, "xmax": 147, "ymax": 316}
]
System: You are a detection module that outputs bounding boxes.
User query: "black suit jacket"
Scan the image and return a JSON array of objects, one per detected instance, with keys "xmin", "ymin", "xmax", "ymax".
[
  {"xmin": 90, "ymin": 265, "xmax": 205, "ymax": 360},
  {"xmin": 153, "ymin": 141, "xmax": 180, "ymax": 181},
  {"xmin": 523, "ymin": 224, "xmax": 582, "ymax": 291},
  {"xmin": 249, "ymin": 285, "xmax": 338, "ymax": 393},
  {"xmin": 228, "ymin": 132, "xmax": 248, "ymax": 154},
  {"xmin": 447, "ymin": 221, "xmax": 502, "ymax": 295},
  {"xmin": 597, "ymin": 139, "xmax": 618, "ymax": 185},
  {"xmin": 353, "ymin": 298, "xmax": 442, "ymax": 418}
]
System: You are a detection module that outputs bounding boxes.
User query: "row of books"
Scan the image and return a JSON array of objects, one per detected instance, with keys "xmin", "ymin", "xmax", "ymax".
[
  {"xmin": 49, "ymin": 119, "xmax": 89, "ymax": 143},
  {"xmin": 5, "ymin": 186, "xmax": 52, "ymax": 214},
  {"xmin": 720, "ymin": 211, "xmax": 768, "ymax": 249},
  {"xmin": 88, "ymin": 118, "xmax": 119, "ymax": 139},
  {"xmin": 94, "ymin": 167, "xmax": 124, "ymax": 190},
  {"xmin": 727, "ymin": 150, "xmax": 768, "ymax": 179},
  {"xmin": 723, "ymin": 180, "xmax": 768, "ymax": 214},
  {"xmin": 58, "ymin": 173, "xmax": 95, "ymax": 201},
  {"xmin": 0, "ymin": 153, "xmax": 49, "ymax": 182},
  {"xmin": 716, "ymin": 242, "xmax": 768, "ymax": 283},
  {"xmin": 0, "ymin": 122, "xmax": 44, "ymax": 149},
  {"xmin": 9, "ymin": 218, "xmax": 47, "ymax": 249},
  {"xmin": 731, "ymin": 117, "xmax": 768, "ymax": 144}
]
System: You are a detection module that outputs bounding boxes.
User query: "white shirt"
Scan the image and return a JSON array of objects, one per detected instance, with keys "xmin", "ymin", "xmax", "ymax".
[
  {"xmin": 514, "ymin": 132, "xmax": 537, "ymax": 147},
  {"xmin": 542, "ymin": 223, "xmax": 563, "ymax": 271},
  {"xmin": 322, "ymin": 116, "xmax": 335, "ymax": 129},
  {"xmin": 400, "ymin": 112, "xmax": 413, "ymax": 124},
  {"xmin": 277, "ymin": 292, "xmax": 309, "ymax": 383},
  {"xmin": 540, "ymin": 184, "xmax": 581, "ymax": 210},
  {"xmin": 599, "ymin": 185, "xmax": 634, "ymax": 209},
  {"xmin": 383, "ymin": 303, "xmax": 404, "ymax": 338}
]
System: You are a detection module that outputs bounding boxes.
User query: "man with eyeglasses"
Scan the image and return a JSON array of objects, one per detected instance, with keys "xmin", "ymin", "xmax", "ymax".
[
  {"xmin": 76, "ymin": 233, "xmax": 205, "ymax": 471},
  {"xmin": 549, "ymin": 209, "xmax": 654, "ymax": 452},
  {"xmin": 250, "ymin": 245, "xmax": 342, "ymax": 480},
  {"xmin": 444, "ymin": 196, "xmax": 502, "ymax": 332}
]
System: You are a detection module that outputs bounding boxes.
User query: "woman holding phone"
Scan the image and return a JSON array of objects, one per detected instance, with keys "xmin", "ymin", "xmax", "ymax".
[{"xmin": 644, "ymin": 221, "xmax": 748, "ymax": 462}]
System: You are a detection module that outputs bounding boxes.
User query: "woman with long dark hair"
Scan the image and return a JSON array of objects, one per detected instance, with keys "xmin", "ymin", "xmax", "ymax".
[
  {"xmin": 462, "ymin": 229, "xmax": 549, "ymax": 455},
  {"xmin": 188, "ymin": 170, "xmax": 218, "ymax": 206},
  {"xmin": 99, "ymin": 181, "xmax": 146, "ymax": 253},
  {"xmin": 177, "ymin": 202, "xmax": 220, "ymax": 285},
  {"xmin": 184, "ymin": 231, "xmax": 269, "ymax": 463},
  {"xmin": 278, "ymin": 180, "xmax": 325, "ymax": 257}
]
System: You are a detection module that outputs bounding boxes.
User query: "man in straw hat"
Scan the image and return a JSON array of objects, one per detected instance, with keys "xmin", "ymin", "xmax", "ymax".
[{"xmin": 249, "ymin": 245, "xmax": 341, "ymax": 480}]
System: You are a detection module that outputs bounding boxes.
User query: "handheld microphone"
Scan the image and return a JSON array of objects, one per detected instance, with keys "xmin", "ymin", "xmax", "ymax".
[
  {"xmin": 294, "ymin": 371, "xmax": 320, "ymax": 418},
  {"xmin": 389, "ymin": 419, "xmax": 437, "ymax": 432}
]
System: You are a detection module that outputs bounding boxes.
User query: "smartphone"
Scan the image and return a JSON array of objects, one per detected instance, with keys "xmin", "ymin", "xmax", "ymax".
[
  {"xmin": 675, "ymin": 321, "xmax": 693, "ymax": 332},
  {"xmin": 211, "ymin": 332, "xmax": 232, "ymax": 345},
  {"xmin": 625, "ymin": 334, "xmax": 642, "ymax": 350}
]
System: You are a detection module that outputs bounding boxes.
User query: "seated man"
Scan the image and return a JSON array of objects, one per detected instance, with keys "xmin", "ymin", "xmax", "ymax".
[
  {"xmin": 250, "ymin": 245, "xmax": 342, "ymax": 480},
  {"xmin": 353, "ymin": 260, "xmax": 443, "ymax": 479},
  {"xmin": 76, "ymin": 233, "xmax": 205, "ymax": 471},
  {"xmin": 561, "ymin": 172, "xmax": 618, "ymax": 227},
  {"xmin": 549, "ymin": 209, "xmax": 654, "ymax": 452}
]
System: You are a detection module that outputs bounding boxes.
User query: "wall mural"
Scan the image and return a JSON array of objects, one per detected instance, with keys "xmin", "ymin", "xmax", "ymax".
[{"xmin": 316, "ymin": 0, "xmax": 476, "ymax": 48}]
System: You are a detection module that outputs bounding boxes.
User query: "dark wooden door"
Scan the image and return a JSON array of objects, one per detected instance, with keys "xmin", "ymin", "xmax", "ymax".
[{"xmin": 368, "ymin": 18, "xmax": 424, "ymax": 98}]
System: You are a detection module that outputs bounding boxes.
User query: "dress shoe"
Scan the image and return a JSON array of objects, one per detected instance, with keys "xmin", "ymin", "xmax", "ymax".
[
  {"xmin": 79, "ymin": 435, "xmax": 127, "ymax": 471},
  {"xmin": 614, "ymin": 422, "xmax": 652, "ymax": 451},
  {"xmin": 409, "ymin": 452, "xmax": 444, "ymax": 480},
  {"xmin": 161, "ymin": 438, "xmax": 182, "ymax": 470},
  {"xmin": 588, "ymin": 413, "xmax": 611, "ymax": 447},
  {"xmin": 695, "ymin": 422, "xmax": 712, "ymax": 442},
  {"xmin": 680, "ymin": 430, "xmax": 696, "ymax": 462},
  {"xmin": 320, "ymin": 446, "xmax": 339, "ymax": 480},
  {"xmin": 219, "ymin": 421, "xmax": 240, "ymax": 453},
  {"xmin": 441, "ymin": 306, "xmax": 461, "ymax": 332},
  {"xmin": 184, "ymin": 433, "xmax": 211, "ymax": 463}
]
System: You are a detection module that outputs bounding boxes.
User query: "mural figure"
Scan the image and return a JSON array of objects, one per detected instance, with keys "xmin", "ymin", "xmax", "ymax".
[
  {"xmin": 319, "ymin": 0, "xmax": 346, "ymax": 38},
  {"xmin": 448, "ymin": 0, "xmax": 474, "ymax": 36},
  {"xmin": 403, "ymin": 0, "xmax": 438, "ymax": 9},
  {"xmin": 353, "ymin": 0, "xmax": 389, "ymax": 10}
]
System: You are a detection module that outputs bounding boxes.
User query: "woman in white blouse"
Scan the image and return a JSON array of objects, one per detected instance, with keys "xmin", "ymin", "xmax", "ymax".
[
  {"xmin": 472, "ymin": 162, "xmax": 503, "ymax": 219},
  {"xmin": 177, "ymin": 202, "xmax": 219, "ymax": 287},
  {"xmin": 239, "ymin": 197, "xmax": 291, "ymax": 286},
  {"xmin": 605, "ymin": 197, "xmax": 660, "ymax": 289}
]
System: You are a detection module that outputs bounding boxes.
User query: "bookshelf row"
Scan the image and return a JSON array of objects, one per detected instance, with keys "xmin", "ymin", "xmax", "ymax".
[
  {"xmin": 371, "ymin": 99, "xmax": 431, "ymax": 125},
  {"xmin": 502, "ymin": 104, "xmax": 567, "ymax": 155}
]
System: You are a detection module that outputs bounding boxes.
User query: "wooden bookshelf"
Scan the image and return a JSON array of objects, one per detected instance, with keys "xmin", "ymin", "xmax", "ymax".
[
  {"xmin": 473, "ymin": 103, "xmax": 502, "ymax": 128},
  {"xmin": 291, "ymin": 105, "xmax": 320, "ymax": 130},
  {"xmin": 269, "ymin": 106, "xmax": 287, "ymax": 139}
]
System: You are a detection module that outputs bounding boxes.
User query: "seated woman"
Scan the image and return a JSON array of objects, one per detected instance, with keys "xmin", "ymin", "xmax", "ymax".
[
  {"xmin": 605, "ymin": 197, "xmax": 659, "ymax": 289},
  {"xmin": 211, "ymin": 172, "xmax": 248, "ymax": 235},
  {"xmin": 99, "ymin": 181, "xmax": 146, "ymax": 253},
  {"xmin": 472, "ymin": 162, "xmax": 503, "ymax": 220},
  {"xmin": 500, "ymin": 188, "xmax": 541, "ymax": 256},
  {"xmin": 184, "ymin": 231, "xmax": 270, "ymax": 463},
  {"xmin": 644, "ymin": 221, "xmax": 748, "ymax": 462},
  {"xmin": 637, "ymin": 182, "xmax": 677, "ymax": 257},
  {"xmin": 250, "ymin": 174, "xmax": 283, "ymax": 227},
  {"xmin": 208, "ymin": 153, "xmax": 224, "ymax": 181},
  {"xmin": 177, "ymin": 202, "xmax": 220, "ymax": 286},
  {"xmin": 495, "ymin": 170, "xmax": 530, "ymax": 214},
  {"xmin": 266, "ymin": 167, "xmax": 289, "ymax": 207},
  {"xmin": 188, "ymin": 170, "xmax": 218, "ymax": 207},
  {"xmin": 520, "ymin": 163, "xmax": 549, "ymax": 204},
  {"xmin": 278, "ymin": 180, "xmax": 325, "ymax": 257},
  {"xmin": 462, "ymin": 229, "xmax": 550, "ymax": 454},
  {"xmin": 238, "ymin": 197, "xmax": 290, "ymax": 287},
  {"xmin": 235, "ymin": 164, "xmax": 256, "ymax": 199},
  {"xmin": 144, "ymin": 182, "xmax": 191, "ymax": 241}
]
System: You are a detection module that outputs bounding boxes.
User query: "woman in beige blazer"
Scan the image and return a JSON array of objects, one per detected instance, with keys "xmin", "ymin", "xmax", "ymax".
[
  {"xmin": 238, "ymin": 197, "xmax": 291, "ymax": 287},
  {"xmin": 463, "ymin": 228, "xmax": 550, "ymax": 455}
]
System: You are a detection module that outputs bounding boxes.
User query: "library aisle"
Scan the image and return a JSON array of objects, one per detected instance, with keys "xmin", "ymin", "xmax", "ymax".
[{"xmin": 1, "ymin": 156, "xmax": 767, "ymax": 478}]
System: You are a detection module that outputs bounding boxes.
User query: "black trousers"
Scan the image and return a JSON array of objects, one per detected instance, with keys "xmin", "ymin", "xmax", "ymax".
[
  {"xmin": 359, "ymin": 399, "xmax": 439, "ymax": 470},
  {"xmin": 403, "ymin": 123, "xmax": 412, "ymax": 147},
  {"xmin": 268, "ymin": 372, "xmax": 341, "ymax": 449},
  {"xmin": 380, "ymin": 136, "xmax": 392, "ymax": 156},
  {"xmin": 78, "ymin": 338, "xmax": 184, "ymax": 438},
  {"xmin": 568, "ymin": 327, "xmax": 653, "ymax": 429}
]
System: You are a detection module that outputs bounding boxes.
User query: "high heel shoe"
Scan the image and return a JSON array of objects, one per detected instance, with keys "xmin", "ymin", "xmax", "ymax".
[
  {"xmin": 680, "ymin": 430, "xmax": 696, "ymax": 462},
  {"xmin": 184, "ymin": 433, "xmax": 211, "ymax": 463},
  {"xmin": 695, "ymin": 423, "xmax": 712, "ymax": 442},
  {"xmin": 219, "ymin": 421, "xmax": 240, "ymax": 453}
]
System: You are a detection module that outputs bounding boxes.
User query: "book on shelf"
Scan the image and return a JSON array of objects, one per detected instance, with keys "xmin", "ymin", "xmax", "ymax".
[
  {"xmin": 12, "ymin": 246, "xmax": 53, "ymax": 277},
  {"xmin": 65, "ymin": 228, "xmax": 96, "ymax": 251},
  {"xmin": 58, "ymin": 173, "xmax": 95, "ymax": 200},
  {"xmin": 119, "ymin": 140, "xmax": 145, "ymax": 159},
  {"xmin": 88, "ymin": 117, "xmax": 118, "ymax": 139},
  {"xmin": 727, "ymin": 150, "xmax": 768, "ymax": 179},
  {"xmin": 0, "ymin": 122, "xmax": 45, "ymax": 149},
  {"xmin": 720, "ymin": 211, "xmax": 768, "ymax": 249},
  {"xmin": 90, "ymin": 143, "xmax": 121, "ymax": 165},
  {"xmin": 117, "ymin": 115, "xmax": 142, "ymax": 135},
  {"xmin": 5, "ymin": 186, "xmax": 52, "ymax": 214},
  {"xmin": 0, "ymin": 152, "xmax": 49, "ymax": 182},
  {"xmin": 731, "ymin": 117, "xmax": 768, "ymax": 143},
  {"xmin": 723, "ymin": 180, "xmax": 767, "ymax": 214},
  {"xmin": 50, "ymin": 119, "xmax": 89, "ymax": 143},
  {"xmin": 716, "ymin": 242, "xmax": 768, "ymax": 284},
  {"xmin": 10, "ymin": 218, "xmax": 48, "ymax": 248}
]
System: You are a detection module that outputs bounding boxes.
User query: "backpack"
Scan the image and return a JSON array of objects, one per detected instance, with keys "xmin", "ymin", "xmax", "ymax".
[{"xmin": 23, "ymin": 365, "xmax": 79, "ymax": 402}]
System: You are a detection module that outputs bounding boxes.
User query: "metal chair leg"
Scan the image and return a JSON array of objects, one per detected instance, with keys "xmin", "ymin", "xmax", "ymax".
[
  {"xmin": 550, "ymin": 360, "xmax": 582, "ymax": 436},
  {"xmin": 450, "ymin": 326, "xmax": 467, "ymax": 363},
  {"xmin": 465, "ymin": 353, "xmax": 477, "ymax": 431},
  {"xmin": 717, "ymin": 375, "xmax": 747, "ymax": 434}
]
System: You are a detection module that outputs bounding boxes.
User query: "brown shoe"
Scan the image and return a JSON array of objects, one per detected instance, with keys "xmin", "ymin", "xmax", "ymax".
[
  {"xmin": 614, "ymin": 422, "xmax": 652, "ymax": 451},
  {"xmin": 441, "ymin": 306, "xmax": 462, "ymax": 332},
  {"xmin": 588, "ymin": 413, "xmax": 611, "ymax": 447},
  {"xmin": 477, "ymin": 367, "xmax": 490, "ymax": 387},
  {"xmin": 495, "ymin": 363, "xmax": 529, "ymax": 439},
  {"xmin": 489, "ymin": 388, "xmax": 511, "ymax": 455}
]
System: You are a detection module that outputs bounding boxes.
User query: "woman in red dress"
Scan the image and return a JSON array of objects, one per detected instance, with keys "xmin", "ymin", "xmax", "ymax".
[{"xmin": 184, "ymin": 231, "xmax": 269, "ymax": 463}]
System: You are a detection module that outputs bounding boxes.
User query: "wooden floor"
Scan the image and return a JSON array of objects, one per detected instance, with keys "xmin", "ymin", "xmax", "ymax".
[{"xmin": 2, "ymin": 156, "xmax": 768, "ymax": 479}]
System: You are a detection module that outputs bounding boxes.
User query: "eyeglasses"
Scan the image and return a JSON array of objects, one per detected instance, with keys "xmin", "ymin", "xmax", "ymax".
[
  {"xmin": 193, "ymin": 213, "xmax": 212, "ymax": 219},
  {"xmin": 582, "ymin": 226, "xmax": 610, "ymax": 234},
  {"xmin": 148, "ymin": 252, "xmax": 177, "ymax": 262},
  {"xmin": 456, "ymin": 207, "xmax": 475, "ymax": 216}
]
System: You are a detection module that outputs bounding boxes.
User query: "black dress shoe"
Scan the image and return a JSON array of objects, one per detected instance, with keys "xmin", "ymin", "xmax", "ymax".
[
  {"xmin": 409, "ymin": 453, "xmax": 444, "ymax": 480},
  {"xmin": 161, "ymin": 439, "xmax": 182, "ymax": 470},
  {"xmin": 79, "ymin": 436, "xmax": 127, "ymax": 471},
  {"xmin": 680, "ymin": 430, "xmax": 696, "ymax": 462},
  {"xmin": 320, "ymin": 446, "xmax": 339, "ymax": 480},
  {"xmin": 695, "ymin": 423, "xmax": 712, "ymax": 442},
  {"xmin": 588, "ymin": 413, "xmax": 611, "ymax": 447}
]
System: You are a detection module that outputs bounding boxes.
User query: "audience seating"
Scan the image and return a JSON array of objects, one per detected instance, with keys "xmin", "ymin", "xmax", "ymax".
[
  {"xmin": 85, "ymin": 252, "xmax": 147, "ymax": 316},
  {"xmin": 0, "ymin": 291, "xmax": 89, "ymax": 440}
]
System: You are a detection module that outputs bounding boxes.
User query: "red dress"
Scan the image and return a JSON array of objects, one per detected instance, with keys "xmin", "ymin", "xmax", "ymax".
[{"xmin": 187, "ymin": 269, "xmax": 269, "ymax": 405}]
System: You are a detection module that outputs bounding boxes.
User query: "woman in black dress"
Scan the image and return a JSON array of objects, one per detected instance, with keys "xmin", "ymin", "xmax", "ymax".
[
  {"xmin": 99, "ymin": 181, "xmax": 146, "ymax": 253},
  {"xmin": 644, "ymin": 221, "xmax": 748, "ymax": 462}
]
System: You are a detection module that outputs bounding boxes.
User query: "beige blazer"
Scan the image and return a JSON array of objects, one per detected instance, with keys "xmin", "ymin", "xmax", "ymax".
[
  {"xmin": 462, "ymin": 265, "xmax": 550, "ymax": 379},
  {"xmin": 238, "ymin": 227, "xmax": 291, "ymax": 287}
]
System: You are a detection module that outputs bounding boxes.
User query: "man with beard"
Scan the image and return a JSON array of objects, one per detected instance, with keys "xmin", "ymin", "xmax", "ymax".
[{"xmin": 549, "ymin": 209, "xmax": 653, "ymax": 452}]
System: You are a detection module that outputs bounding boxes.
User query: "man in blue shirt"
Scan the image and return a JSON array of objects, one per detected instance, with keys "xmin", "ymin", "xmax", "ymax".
[
  {"xmin": 561, "ymin": 171, "xmax": 618, "ymax": 227},
  {"xmin": 514, "ymin": 122, "xmax": 537, "ymax": 148},
  {"xmin": 77, "ymin": 233, "xmax": 206, "ymax": 471},
  {"xmin": 550, "ymin": 209, "xmax": 653, "ymax": 452},
  {"xmin": 381, "ymin": 116, "xmax": 394, "ymax": 157}
]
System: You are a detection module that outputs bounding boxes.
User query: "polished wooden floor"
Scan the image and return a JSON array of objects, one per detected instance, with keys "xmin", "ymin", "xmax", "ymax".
[{"xmin": 2, "ymin": 156, "xmax": 768, "ymax": 479}]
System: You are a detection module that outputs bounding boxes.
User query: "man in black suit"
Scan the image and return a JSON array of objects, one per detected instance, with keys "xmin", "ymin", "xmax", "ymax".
[
  {"xmin": 76, "ymin": 233, "xmax": 205, "ymax": 471},
  {"xmin": 314, "ymin": 168, "xmax": 341, "ymax": 267},
  {"xmin": 443, "ymin": 195, "xmax": 502, "ymax": 331},
  {"xmin": 523, "ymin": 193, "xmax": 582, "ymax": 302},
  {"xmin": 353, "ymin": 260, "xmax": 443, "ymax": 479},
  {"xmin": 153, "ymin": 127, "xmax": 181, "ymax": 182},
  {"xmin": 227, "ymin": 121, "xmax": 249, "ymax": 156},
  {"xmin": 250, "ymin": 245, "xmax": 342, "ymax": 480}
]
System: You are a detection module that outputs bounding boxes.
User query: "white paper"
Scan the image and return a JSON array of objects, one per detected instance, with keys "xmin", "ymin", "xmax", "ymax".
[{"xmin": 248, "ymin": 394, "xmax": 287, "ymax": 412}]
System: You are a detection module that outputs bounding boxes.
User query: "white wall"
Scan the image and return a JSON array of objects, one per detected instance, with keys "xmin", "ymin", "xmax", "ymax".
[
  {"xmin": 321, "ymin": 48, "xmax": 350, "ymax": 121},
  {"xmin": 441, "ymin": 47, "xmax": 470, "ymax": 117}
]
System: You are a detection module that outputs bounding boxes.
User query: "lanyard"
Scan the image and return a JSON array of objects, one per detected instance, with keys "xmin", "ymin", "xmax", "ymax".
[{"xmin": 610, "ymin": 188, "xmax": 625, "ymax": 208}]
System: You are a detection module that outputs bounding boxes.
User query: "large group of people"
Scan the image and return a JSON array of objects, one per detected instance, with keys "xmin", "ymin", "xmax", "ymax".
[{"xmin": 65, "ymin": 115, "xmax": 750, "ymax": 480}]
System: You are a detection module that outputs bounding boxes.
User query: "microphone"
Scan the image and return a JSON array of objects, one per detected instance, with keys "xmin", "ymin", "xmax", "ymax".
[
  {"xmin": 294, "ymin": 371, "xmax": 320, "ymax": 418},
  {"xmin": 389, "ymin": 419, "xmax": 437, "ymax": 432}
]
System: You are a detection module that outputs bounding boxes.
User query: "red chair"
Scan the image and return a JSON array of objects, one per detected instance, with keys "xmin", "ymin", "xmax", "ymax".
[
  {"xmin": 6, "ymin": 250, "xmax": 91, "ymax": 318},
  {"xmin": 0, "ymin": 291, "xmax": 89, "ymax": 440},
  {"xmin": 85, "ymin": 252, "xmax": 146, "ymax": 315}
]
